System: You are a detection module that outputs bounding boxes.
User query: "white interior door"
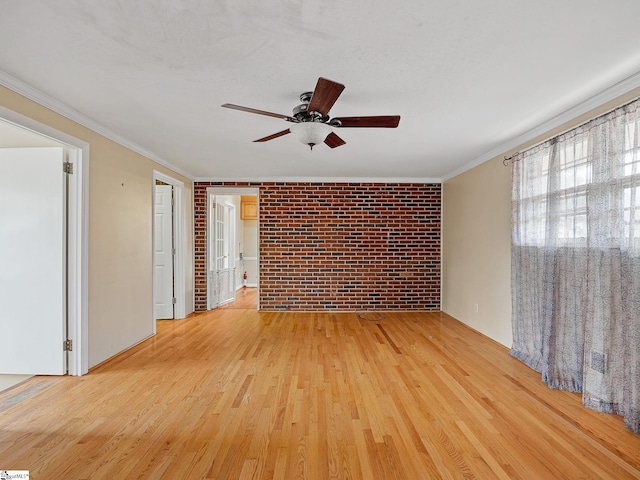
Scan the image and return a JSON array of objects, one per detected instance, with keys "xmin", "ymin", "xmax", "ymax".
[
  {"xmin": 0, "ymin": 147, "xmax": 66, "ymax": 374},
  {"xmin": 154, "ymin": 184, "xmax": 174, "ymax": 319},
  {"xmin": 208, "ymin": 197, "xmax": 236, "ymax": 309}
]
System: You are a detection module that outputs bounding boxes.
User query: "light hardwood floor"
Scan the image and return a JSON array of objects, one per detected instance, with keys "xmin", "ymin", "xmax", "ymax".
[
  {"xmin": 0, "ymin": 374, "xmax": 32, "ymax": 392},
  {"xmin": 1, "ymin": 310, "xmax": 639, "ymax": 479},
  {"xmin": 218, "ymin": 287, "xmax": 258, "ymax": 310}
]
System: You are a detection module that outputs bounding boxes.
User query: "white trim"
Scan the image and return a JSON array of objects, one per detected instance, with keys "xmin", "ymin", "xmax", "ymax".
[
  {"xmin": 441, "ymin": 70, "xmax": 640, "ymax": 181},
  {"xmin": 66, "ymin": 146, "xmax": 90, "ymax": 376},
  {"xmin": 195, "ymin": 176, "xmax": 442, "ymax": 184},
  {"xmin": 206, "ymin": 191, "xmax": 213, "ymax": 311},
  {"xmin": 0, "ymin": 69, "xmax": 194, "ymax": 181},
  {"xmin": 152, "ymin": 171, "xmax": 186, "ymax": 325},
  {"xmin": 0, "ymin": 106, "xmax": 90, "ymax": 376}
]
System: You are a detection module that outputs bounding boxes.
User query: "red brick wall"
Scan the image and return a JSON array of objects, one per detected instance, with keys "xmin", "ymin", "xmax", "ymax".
[{"xmin": 194, "ymin": 182, "xmax": 441, "ymax": 310}]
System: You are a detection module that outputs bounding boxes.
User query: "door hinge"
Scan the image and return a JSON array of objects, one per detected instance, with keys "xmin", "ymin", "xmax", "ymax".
[
  {"xmin": 63, "ymin": 339, "xmax": 73, "ymax": 351},
  {"xmin": 172, "ymin": 248, "xmax": 176, "ymax": 255},
  {"xmin": 172, "ymin": 297, "xmax": 177, "ymax": 304},
  {"xmin": 63, "ymin": 162, "xmax": 74, "ymax": 174}
]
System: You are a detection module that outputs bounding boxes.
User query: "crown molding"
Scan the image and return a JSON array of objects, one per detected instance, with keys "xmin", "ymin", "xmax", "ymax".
[
  {"xmin": 441, "ymin": 70, "xmax": 640, "ymax": 182},
  {"xmin": 194, "ymin": 176, "xmax": 442, "ymax": 184},
  {"xmin": 0, "ymin": 69, "xmax": 195, "ymax": 181}
]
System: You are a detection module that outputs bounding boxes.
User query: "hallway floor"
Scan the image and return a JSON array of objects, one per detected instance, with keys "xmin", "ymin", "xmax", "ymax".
[{"xmin": 218, "ymin": 287, "xmax": 257, "ymax": 309}]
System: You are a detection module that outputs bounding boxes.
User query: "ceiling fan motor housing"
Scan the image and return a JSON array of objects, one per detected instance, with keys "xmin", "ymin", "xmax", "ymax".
[
  {"xmin": 293, "ymin": 91, "xmax": 329, "ymax": 123},
  {"xmin": 299, "ymin": 91, "xmax": 313, "ymax": 103},
  {"xmin": 293, "ymin": 104, "xmax": 328, "ymax": 123},
  {"xmin": 292, "ymin": 103, "xmax": 308, "ymax": 120}
]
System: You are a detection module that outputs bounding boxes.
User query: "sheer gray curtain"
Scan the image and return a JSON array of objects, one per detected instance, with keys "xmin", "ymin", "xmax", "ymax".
[{"xmin": 511, "ymin": 99, "xmax": 640, "ymax": 433}]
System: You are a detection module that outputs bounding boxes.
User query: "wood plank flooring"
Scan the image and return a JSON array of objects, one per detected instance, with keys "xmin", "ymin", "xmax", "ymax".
[
  {"xmin": 218, "ymin": 287, "xmax": 258, "ymax": 310},
  {"xmin": 0, "ymin": 374, "xmax": 33, "ymax": 393},
  {"xmin": 1, "ymin": 310, "xmax": 639, "ymax": 479}
]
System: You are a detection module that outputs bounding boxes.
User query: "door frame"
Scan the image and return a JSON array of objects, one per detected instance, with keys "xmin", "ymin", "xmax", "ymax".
[
  {"xmin": 152, "ymin": 171, "xmax": 185, "ymax": 331},
  {"xmin": 0, "ymin": 106, "xmax": 89, "ymax": 376},
  {"xmin": 206, "ymin": 186, "xmax": 260, "ymax": 310}
]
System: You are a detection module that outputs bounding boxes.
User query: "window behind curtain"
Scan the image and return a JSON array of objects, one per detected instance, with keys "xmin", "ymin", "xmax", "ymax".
[
  {"xmin": 511, "ymin": 98, "xmax": 640, "ymax": 434},
  {"xmin": 514, "ymin": 114, "xmax": 640, "ymax": 250}
]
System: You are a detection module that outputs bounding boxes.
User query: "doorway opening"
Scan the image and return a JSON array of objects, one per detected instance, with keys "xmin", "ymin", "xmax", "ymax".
[
  {"xmin": 0, "ymin": 107, "xmax": 89, "ymax": 379},
  {"xmin": 152, "ymin": 171, "xmax": 186, "ymax": 328},
  {"xmin": 154, "ymin": 180, "xmax": 175, "ymax": 319},
  {"xmin": 206, "ymin": 187, "xmax": 259, "ymax": 311}
]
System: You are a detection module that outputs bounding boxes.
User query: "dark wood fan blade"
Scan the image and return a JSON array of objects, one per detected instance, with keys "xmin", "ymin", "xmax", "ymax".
[
  {"xmin": 307, "ymin": 78, "xmax": 345, "ymax": 117},
  {"xmin": 324, "ymin": 132, "xmax": 346, "ymax": 149},
  {"xmin": 332, "ymin": 115, "xmax": 400, "ymax": 128},
  {"xmin": 222, "ymin": 103, "xmax": 294, "ymax": 122},
  {"xmin": 253, "ymin": 129, "xmax": 291, "ymax": 142}
]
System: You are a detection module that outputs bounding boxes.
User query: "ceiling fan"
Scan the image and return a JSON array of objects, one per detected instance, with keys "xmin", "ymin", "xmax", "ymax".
[{"xmin": 222, "ymin": 77, "xmax": 400, "ymax": 150}]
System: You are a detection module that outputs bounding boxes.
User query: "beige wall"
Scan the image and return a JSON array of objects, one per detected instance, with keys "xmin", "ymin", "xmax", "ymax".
[
  {"xmin": 442, "ymin": 156, "xmax": 512, "ymax": 346},
  {"xmin": 0, "ymin": 85, "xmax": 194, "ymax": 368},
  {"xmin": 442, "ymin": 87, "xmax": 640, "ymax": 348}
]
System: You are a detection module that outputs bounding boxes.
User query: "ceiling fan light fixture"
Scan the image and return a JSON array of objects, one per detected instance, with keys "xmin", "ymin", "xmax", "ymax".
[{"xmin": 289, "ymin": 122, "xmax": 332, "ymax": 150}]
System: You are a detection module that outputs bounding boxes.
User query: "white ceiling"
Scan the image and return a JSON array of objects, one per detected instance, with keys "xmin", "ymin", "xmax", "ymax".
[{"xmin": 2, "ymin": 1, "xmax": 640, "ymax": 181}]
